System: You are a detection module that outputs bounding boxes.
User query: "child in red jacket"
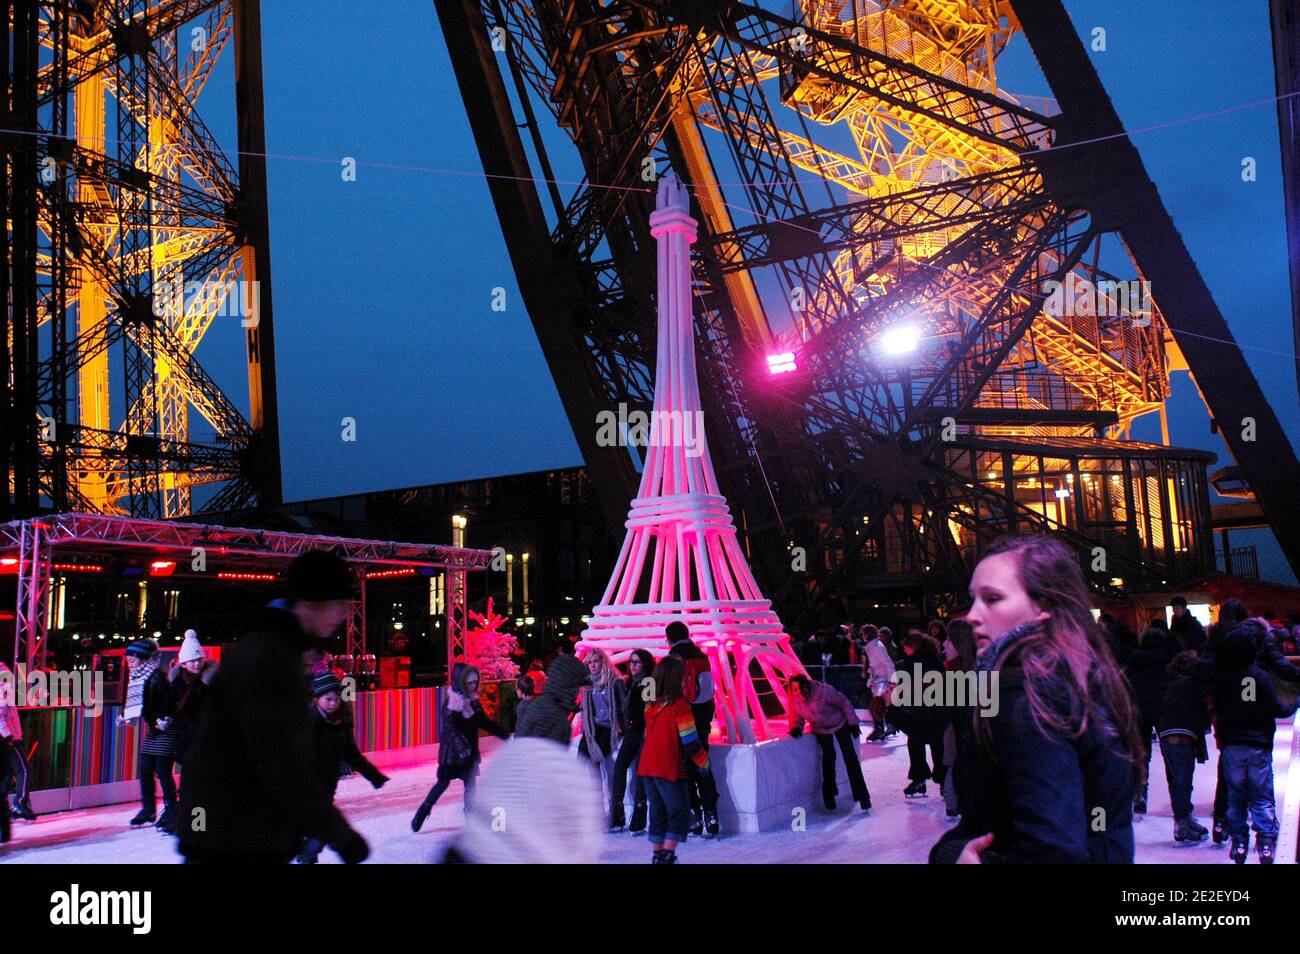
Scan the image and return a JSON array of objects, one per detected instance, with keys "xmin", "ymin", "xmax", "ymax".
[{"xmin": 636, "ymin": 655, "xmax": 709, "ymax": 864}]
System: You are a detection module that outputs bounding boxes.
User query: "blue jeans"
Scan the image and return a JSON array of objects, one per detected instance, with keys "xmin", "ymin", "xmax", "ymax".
[
  {"xmin": 643, "ymin": 776, "xmax": 690, "ymax": 843},
  {"xmin": 1221, "ymin": 745, "xmax": 1278, "ymax": 842},
  {"xmin": 1160, "ymin": 738, "xmax": 1197, "ymax": 821}
]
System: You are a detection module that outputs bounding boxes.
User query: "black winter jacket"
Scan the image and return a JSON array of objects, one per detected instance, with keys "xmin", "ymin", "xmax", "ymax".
[
  {"xmin": 514, "ymin": 654, "xmax": 589, "ymax": 745},
  {"xmin": 309, "ymin": 704, "xmax": 386, "ymax": 796},
  {"xmin": 931, "ymin": 631, "xmax": 1136, "ymax": 864},
  {"xmin": 1212, "ymin": 625, "xmax": 1298, "ymax": 748},
  {"xmin": 167, "ymin": 660, "xmax": 218, "ymax": 765},
  {"xmin": 178, "ymin": 605, "xmax": 358, "ymax": 859},
  {"xmin": 1124, "ymin": 629, "xmax": 1178, "ymax": 721},
  {"xmin": 1170, "ymin": 612, "xmax": 1207, "ymax": 653},
  {"xmin": 625, "ymin": 674, "xmax": 653, "ymax": 732}
]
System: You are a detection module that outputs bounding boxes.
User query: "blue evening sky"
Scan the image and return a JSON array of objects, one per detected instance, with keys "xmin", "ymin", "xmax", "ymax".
[{"xmin": 190, "ymin": 1, "xmax": 1298, "ymax": 581}]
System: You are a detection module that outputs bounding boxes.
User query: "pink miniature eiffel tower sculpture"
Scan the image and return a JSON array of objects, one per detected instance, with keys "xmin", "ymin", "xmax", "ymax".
[{"xmin": 577, "ymin": 172, "xmax": 806, "ymax": 744}]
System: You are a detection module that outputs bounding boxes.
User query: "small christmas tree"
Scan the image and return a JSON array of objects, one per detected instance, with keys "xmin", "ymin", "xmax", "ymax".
[{"xmin": 465, "ymin": 597, "xmax": 521, "ymax": 681}]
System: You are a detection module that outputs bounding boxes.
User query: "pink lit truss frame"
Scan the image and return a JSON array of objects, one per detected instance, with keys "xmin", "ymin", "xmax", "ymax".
[{"xmin": 577, "ymin": 173, "xmax": 806, "ymax": 743}]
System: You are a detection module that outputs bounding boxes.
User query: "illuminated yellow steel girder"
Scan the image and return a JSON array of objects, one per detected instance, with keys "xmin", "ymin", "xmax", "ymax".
[
  {"xmin": 30, "ymin": 3, "xmax": 248, "ymax": 518},
  {"xmin": 681, "ymin": 0, "xmax": 1169, "ymax": 439}
]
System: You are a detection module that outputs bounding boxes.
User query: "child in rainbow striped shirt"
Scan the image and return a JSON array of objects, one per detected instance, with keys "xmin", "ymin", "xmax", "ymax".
[{"xmin": 636, "ymin": 654, "xmax": 710, "ymax": 864}]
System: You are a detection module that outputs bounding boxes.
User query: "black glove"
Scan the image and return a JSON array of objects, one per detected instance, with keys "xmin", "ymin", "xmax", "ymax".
[
  {"xmin": 372, "ymin": 772, "xmax": 389, "ymax": 790},
  {"xmin": 789, "ymin": 724, "xmax": 804, "ymax": 738},
  {"xmin": 332, "ymin": 827, "xmax": 369, "ymax": 865}
]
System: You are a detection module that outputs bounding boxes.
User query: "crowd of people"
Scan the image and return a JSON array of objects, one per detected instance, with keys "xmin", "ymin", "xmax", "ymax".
[{"xmin": 1, "ymin": 536, "xmax": 1298, "ymax": 864}]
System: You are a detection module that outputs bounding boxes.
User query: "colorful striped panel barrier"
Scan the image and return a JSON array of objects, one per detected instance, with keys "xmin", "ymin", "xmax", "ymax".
[
  {"xmin": 353, "ymin": 687, "xmax": 440, "ymax": 752},
  {"xmin": 17, "ymin": 682, "xmax": 521, "ymax": 791}
]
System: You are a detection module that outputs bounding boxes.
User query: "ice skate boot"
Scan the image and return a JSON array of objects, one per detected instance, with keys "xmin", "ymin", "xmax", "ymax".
[
  {"xmin": 608, "ymin": 805, "xmax": 626, "ymax": 833},
  {"xmin": 628, "ymin": 801, "xmax": 647, "ymax": 834},
  {"xmin": 1229, "ymin": 839, "xmax": 1248, "ymax": 864},
  {"xmin": 11, "ymin": 797, "xmax": 36, "ymax": 821},
  {"xmin": 1257, "ymin": 835, "xmax": 1276, "ymax": 864},
  {"xmin": 1212, "ymin": 817, "xmax": 1227, "ymax": 845},
  {"xmin": 703, "ymin": 809, "xmax": 719, "ymax": 835},
  {"xmin": 128, "ymin": 807, "xmax": 156, "ymax": 827},
  {"xmin": 903, "ymin": 780, "xmax": 927, "ymax": 798}
]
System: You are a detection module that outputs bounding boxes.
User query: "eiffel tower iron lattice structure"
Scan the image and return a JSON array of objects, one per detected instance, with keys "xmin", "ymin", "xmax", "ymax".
[
  {"xmin": 2, "ymin": 0, "xmax": 281, "ymax": 521},
  {"xmin": 578, "ymin": 173, "xmax": 805, "ymax": 744},
  {"xmin": 438, "ymin": 0, "xmax": 1300, "ymax": 625}
]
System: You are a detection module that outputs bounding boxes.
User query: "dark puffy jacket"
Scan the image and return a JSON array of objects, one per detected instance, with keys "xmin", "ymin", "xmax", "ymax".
[
  {"xmin": 626, "ymin": 674, "xmax": 653, "ymax": 732},
  {"xmin": 309, "ymin": 704, "xmax": 386, "ymax": 797},
  {"xmin": 1158, "ymin": 670, "xmax": 1212, "ymax": 764},
  {"xmin": 1124, "ymin": 629, "xmax": 1178, "ymax": 721},
  {"xmin": 438, "ymin": 696, "xmax": 508, "ymax": 771},
  {"xmin": 515, "ymin": 654, "xmax": 589, "ymax": 745},
  {"xmin": 177, "ymin": 605, "xmax": 359, "ymax": 859},
  {"xmin": 891, "ymin": 646, "xmax": 948, "ymax": 739},
  {"xmin": 931, "ymin": 633, "xmax": 1136, "ymax": 864},
  {"xmin": 1100, "ymin": 615, "xmax": 1138, "ymax": 668},
  {"xmin": 167, "ymin": 659, "xmax": 218, "ymax": 765},
  {"xmin": 1169, "ymin": 612, "xmax": 1206, "ymax": 653},
  {"xmin": 1212, "ymin": 625, "xmax": 1298, "ymax": 749}
]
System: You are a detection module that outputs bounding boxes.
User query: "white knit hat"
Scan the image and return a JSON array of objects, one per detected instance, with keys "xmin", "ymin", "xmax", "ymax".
[
  {"xmin": 178, "ymin": 629, "xmax": 205, "ymax": 665},
  {"xmin": 451, "ymin": 737, "xmax": 604, "ymax": 864}
]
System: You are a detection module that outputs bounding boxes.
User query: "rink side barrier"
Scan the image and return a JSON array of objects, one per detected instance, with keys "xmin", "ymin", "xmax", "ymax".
[
  {"xmin": 1279, "ymin": 710, "xmax": 1300, "ymax": 865},
  {"xmin": 16, "ymin": 679, "xmax": 521, "ymax": 814}
]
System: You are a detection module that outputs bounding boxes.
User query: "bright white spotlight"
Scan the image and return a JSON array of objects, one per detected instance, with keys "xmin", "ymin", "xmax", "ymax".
[
  {"xmin": 766, "ymin": 351, "xmax": 797, "ymax": 374},
  {"xmin": 879, "ymin": 325, "xmax": 922, "ymax": 355}
]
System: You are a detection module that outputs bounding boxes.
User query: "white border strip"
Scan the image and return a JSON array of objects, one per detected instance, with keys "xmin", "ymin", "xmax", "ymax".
[{"xmin": 1278, "ymin": 711, "xmax": 1300, "ymax": 864}]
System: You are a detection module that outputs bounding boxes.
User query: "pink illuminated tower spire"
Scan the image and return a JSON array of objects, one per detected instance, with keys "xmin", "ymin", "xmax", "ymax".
[{"xmin": 577, "ymin": 172, "xmax": 806, "ymax": 743}]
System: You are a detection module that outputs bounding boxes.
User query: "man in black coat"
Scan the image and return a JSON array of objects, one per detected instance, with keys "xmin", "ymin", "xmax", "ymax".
[
  {"xmin": 176, "ymin": 550, "xmax": 369, "ymax": 864},
  {"xmin": 1168, "ymin": 596, "xmax": 1206, "ymax": 652},
  {"xmin": 1123, "ymin": 626, "xmax": 1178, "ymax": 813}
]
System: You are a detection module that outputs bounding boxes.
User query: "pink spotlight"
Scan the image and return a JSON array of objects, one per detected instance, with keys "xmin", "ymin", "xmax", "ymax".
[{"xmin": 766, "ymin": 351, "xmax": 797, "ymax": 374}]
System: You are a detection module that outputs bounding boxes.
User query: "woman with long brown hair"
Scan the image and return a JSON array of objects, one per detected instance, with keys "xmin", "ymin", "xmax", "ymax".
[{"xmin": 930, "ymin": 534, "xmax": 1143, "ymax": 863}]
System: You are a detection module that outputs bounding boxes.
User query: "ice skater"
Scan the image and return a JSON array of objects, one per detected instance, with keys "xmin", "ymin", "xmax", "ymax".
[
  {"xmin": 787, "ymin": 674, "xmax": 870, "ymax": 812},
  {"xmin": 1211, "ymin": 621, "xmax": 1298, "ymax": 863},
  {"xmin": 637, "ymin": 655, "xmax": 709, "ymax": 863},
  {"xmin": 931, "ymin": 534, "xmax": 1142, "ymax": 864},
  {"xmin": 121, "ymin": 639, "xmax": 179, "ymax": 831},
  {"xmin": 411, "ymin": 663, "xmax": 508, "ymax": 832},
  {"xmin": 298, "ymin": 672, "xmax": 388, "ymax": 863}
]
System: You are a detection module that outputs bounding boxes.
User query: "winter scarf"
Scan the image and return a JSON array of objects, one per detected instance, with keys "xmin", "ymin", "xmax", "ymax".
[
  {"xmin": 579, "ymin": 675, "xmax": 625, "ymax": 765},
  {"xmin": 446, "ymin": 688, "xmax": 476, "ymax": 719},
  {"xmin": 976, "ymin": 618, "xmax": 1047, "ymax": 673},
  {"xmin": 124, "ymin": 657, "xmax": 160, "ymax": 721}
]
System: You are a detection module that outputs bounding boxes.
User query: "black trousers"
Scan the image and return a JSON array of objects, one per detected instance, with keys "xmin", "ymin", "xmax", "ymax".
[
  {"xmin": 3, "ymin": 739, "xmax": 30, "ymax": 802},
  {"xmin": 686, "ymin": 701, "xmax": 718, "ymax": 813},
  {"xmin": 817, "ymin": 726, "xmax": 870, "ymax": 803},
  {"xmin": 1136, "ymin": 712, "xmax": 1158, "ymax": 794},
  {"xmin": 138, "ymin": 751, "xmax": 177, "ymax": 810},
  {"xmin": 611, "ymin": 726, "xmax": 646, "ymax": 810},
  {"xmin": 906, "ymin": 731, "xmax": 944, "ymax": 784},
  {"xmin": 421, "ymin": 763, "xmax": 476, "ymax": 809}
]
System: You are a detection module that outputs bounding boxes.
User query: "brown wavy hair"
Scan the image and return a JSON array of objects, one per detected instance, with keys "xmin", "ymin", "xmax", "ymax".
[{"xmin": 973, "ymin": 535, "xmax": 1143, "ymax": 781}]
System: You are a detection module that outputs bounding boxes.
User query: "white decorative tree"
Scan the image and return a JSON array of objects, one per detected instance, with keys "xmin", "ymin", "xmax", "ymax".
[{"xmin": 465, "ymin": 597, "xmax": 521, "ymax": 681}]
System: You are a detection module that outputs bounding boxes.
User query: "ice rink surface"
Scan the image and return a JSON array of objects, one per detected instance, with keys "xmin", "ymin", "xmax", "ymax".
[{"xmin": 3, "ymin": 720, "xmax": 1292, "ymax": 865}]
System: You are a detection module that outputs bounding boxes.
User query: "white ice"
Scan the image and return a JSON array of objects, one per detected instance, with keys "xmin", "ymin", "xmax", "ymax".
[{"xmin": 2, "ymin": 720, "xmax": 1292, "ymax": 864}]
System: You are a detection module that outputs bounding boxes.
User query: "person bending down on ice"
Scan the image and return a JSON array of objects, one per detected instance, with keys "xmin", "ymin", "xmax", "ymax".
[{"xmin": 787, "ymin": 674, "xmax": 871, "ymax": 813}]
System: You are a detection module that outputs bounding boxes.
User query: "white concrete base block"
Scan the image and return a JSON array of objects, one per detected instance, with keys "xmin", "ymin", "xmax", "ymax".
[{"xmin": 712, "ymin": 733, "xmax": 854, "ymax": 833}]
